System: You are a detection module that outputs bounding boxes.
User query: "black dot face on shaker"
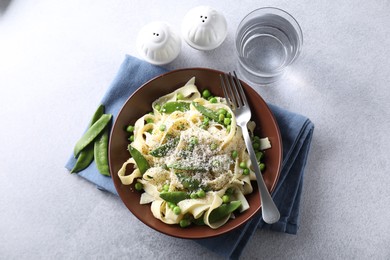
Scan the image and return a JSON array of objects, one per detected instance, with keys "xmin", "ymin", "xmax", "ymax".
[{"xmin": 200, "ymin": 15, "xmax": 209, "ymax": 23}]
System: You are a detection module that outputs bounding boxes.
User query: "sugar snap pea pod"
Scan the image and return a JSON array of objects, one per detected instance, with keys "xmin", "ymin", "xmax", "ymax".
[
  {"xmin": 192, "ymin": 102, "xmax": 219, "ymax": 121},
  {"xmin": 89, "ymin": 104, "xmax": 105, "ymax": 126},
  {"xmin": 128, "ymin": 145, "xmax": 150, "ymax": 174},
  {"xmin": 161, "ymin": 101, "xmax": 190, "ymax": 114},
  {"xmin": 71, "ymin": 105, "xmax": 105, "ymax": 173},
  {"xmin": 192, "ymin": 217, "xmax": 205, "ymax": 226},
  {"xmin": 71, "ymin": 143, "xmax": 94, "ymax": 173},
  {"xmin": 208, "ymin": 201, "xmax": 242, "ymax": 223},
  {"xmin": 94, "ymin": 128, "xmax": 110, "ymax": 176},
  {"xmin": 73, "ymin": 114, "xmax": 112, "ymax": 157},
  {"xmin": 149, "ymin": 137, "xmax": 179, "ymax": 157},
  {"xmin": 159, "ymin": 191, "xmax": 189, "ymax": 204}
]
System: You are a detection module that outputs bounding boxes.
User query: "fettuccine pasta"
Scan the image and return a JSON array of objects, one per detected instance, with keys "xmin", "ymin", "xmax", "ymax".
[{"xmin": 118, "ymin": 77, "xmax": 271, "ymax": 229}]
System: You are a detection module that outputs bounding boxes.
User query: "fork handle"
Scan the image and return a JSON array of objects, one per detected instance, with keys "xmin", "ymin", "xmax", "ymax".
[{"xmin": 240, "ymin": 125, "xmax": 281, "ymax": 224}]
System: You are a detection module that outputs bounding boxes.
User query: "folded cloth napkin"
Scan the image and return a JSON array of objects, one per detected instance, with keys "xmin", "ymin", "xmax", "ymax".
[{"xmin": 65, "ymin": 55, "xmax": 314, "ymax": 259}]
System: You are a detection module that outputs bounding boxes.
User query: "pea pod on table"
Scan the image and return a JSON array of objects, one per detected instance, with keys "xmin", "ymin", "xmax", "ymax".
[
  {"xmin": 71, "ymin": 143, "xmax": 94, "ymax": 173},
  {"xmin": 94, "ymin": 128, "xmax": 110, "ymax": 176},
  {"xmin": 73, "ymin": 113, "xmax": 112, "ymax": 157},
  {"xmin": 71, "ymin": 105, "xmax": 105, "ymax": 173}
]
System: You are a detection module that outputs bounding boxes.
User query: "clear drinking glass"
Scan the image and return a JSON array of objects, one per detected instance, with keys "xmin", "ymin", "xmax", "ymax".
[{"xmin": 235, "ymin": 7, "xmax": 303, "ymax": 84}]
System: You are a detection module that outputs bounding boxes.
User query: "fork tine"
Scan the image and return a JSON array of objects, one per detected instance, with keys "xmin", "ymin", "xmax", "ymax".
[
  {"xmin": 222, "ymin": 73, "xmax": 238, "ymax": 108},
  {"xmin": 233, "ymin": 71, "xmax": 248, "ymax": 107},
  {"xmin": 219, "ymin": 74, "xmax": 231, "ymax": 107},
  {"xmin": 228, "ymin": 72, "xmax": 243, "ymax": 107}
]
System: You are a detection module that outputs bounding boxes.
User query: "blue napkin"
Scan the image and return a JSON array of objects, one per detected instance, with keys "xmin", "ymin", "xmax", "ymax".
[{"xmin": 65, "ymin": 55, "xmax": 314, "ymax": 259}]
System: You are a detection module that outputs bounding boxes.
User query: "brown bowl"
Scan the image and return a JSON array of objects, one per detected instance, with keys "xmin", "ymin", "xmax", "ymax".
[{"xmin": 109, "ymin": 68, "xmax": 282, "ymax": 239}]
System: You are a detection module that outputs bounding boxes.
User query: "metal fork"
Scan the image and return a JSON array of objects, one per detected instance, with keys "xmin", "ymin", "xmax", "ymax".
[{"xmin": 220, "ymin": 71, "xmax": 280, "ymax": 224}]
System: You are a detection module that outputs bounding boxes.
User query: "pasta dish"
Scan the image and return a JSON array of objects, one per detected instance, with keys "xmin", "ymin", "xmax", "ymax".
[{"xmin": 118, "ymin": 77, "xmax": 271, "ymax": 229}]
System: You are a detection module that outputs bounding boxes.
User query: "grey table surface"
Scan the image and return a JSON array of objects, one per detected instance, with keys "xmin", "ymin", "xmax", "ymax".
[{"xmin": 1, "ymin": 0, "xmax": 389, "ymax": 259}]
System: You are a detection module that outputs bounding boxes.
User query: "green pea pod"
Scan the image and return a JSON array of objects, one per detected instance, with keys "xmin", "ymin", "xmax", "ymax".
[
  {"xmin": 71, "ymin": 105, "xmax": 105, "ymax": 173},
  {"xmin": 192, "ymin": 102, "xmax": 219, "ymax": 121},
  {"xmin": 94, "ymin": 128, "xmax": 110, "ymax": 176},
  {"xmin": 161, "ymin": 101, "xmax": 190, "ymax": 114},
  {"xmin": 128, "ymin": 145, "xmax": 150, "ymax": 174},
  {"xmin": 160, "ymin": 191, "xmax": 189, "ymax": 204},
  {"xmin": 209, "ymin": 201, "xmax": 242, "ymax": 223},
  {"xmin": 70, "ymin": 143, "xmax": 94, "ymax": 173},
  {"xmin": 149, "ymin": 137, "xmax": 179, "ymax": 157},
  {"xmin": 89, "ymin": 104, "xmax": 105, "ymax": 126},
  {"xmin": 73, "ymin": 114, "xmax": 112, "ymax": 157},
  {"xmin": 192, "ymin": 217, "xmax": 205, "ymax": 226}
]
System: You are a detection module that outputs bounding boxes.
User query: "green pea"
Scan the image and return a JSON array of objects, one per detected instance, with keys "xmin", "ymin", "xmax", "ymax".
[
  {"xmin": 159, "ymin": 124, "xmax": 166, "ymax": 131},
  {"xmin": 252, "ymin": 142, "xmax": 260, "ymax": 150},
  {"xmin": 189, "ymin": 136, "xmax": 198, "ymax": 145},
  {"xmin": 167, "ymin": 202, "xmax": 175, "ymax": 209},
  {"xmin": 163, "ymin": 184, "xmax": 170, "ymax": 192},
  {"xmin": 135, "ymin": 182, "xmax": 143, "ymax": 191},
  {"xmin": 218, "ymin": 113, "xmax": 225, "ymax": 123},
  {"xmin": 145, "ymin": 118, "xmax": 154, "ymax": 124},
  {"xmin": 126, "ymin": 125, "xmax": 134, "ymax": 133},
  {"xmin": 94, "ymin": 128, "xmax": 110, "ymax": 176},
  {"xmin": 210, "ymin": 143, "xmax": 218, "ymax": 150},
  {"xmin": 259, "ymin": 163, "xmax": 265, "ymax": 171},
  {"xmin": 239, "ymin": 162, "xmax": 246, "ymax": 169},
  {"xmin": 190, "ymin": 193, "xmax": 198, "ymax": 199},
  {"xmin": 224, "ymin": 118, "xmax": 231, "ymax": 126},
  {"xmin": 73, "ymin": 114, "xmax": 112, "ymax": 157},
  {"xmin": 209, "ymin": 97, "xmax": 218, "ymax": 103},
  {"xmin": 222, "ymin": 195, "xmax": 230, "ymax": 203},
  {"xmin": 252, "ymin": 135, "xmax": 260, "ymax": 142},
  {"xmin": 217, "ymin": 108, "xmax": 227, "ymax": 115},
  {"xmin": 225, "ymin": 112, "xmax": 232, "ymax": 118},
  {"xmin": 173, "ymin": 206, "xmax": 181, "ymax": 215},
  {"xmin": 256, "ymin": 151, "xmax": 264, "ymax": 161},
  {"xmin": 231, "ymin": 150, "xmax": 238, "ymax": 159},
  {"xmin": 243, "ymin": 168, "xmax": 250, "ymax": 175},
  {"xmin": 154, "ymin": 104, "xmax": 161, "ymax": 111},
  {"xmin": 179, "ymin": 219, "xmax": 191, "ymax": 228},
  {"xmin": 129, "ymin": 135, "xmax": 135, "ymax": 142},
  {"xmin": 196, "ymin": 189, "xmax": 205, "ymax": 198},
  {"xmin": 176, "ymin": 92, "xmax": 184, "ymax": 100},
  {"xmin": 202, "ymin": 89, "xmax": 211, "ymax": 98}
]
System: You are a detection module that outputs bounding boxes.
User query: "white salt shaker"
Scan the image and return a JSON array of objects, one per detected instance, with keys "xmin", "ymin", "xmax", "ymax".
[
  {"xmin": 136, "ymin": 22, "xmax": 181, "ymax": 65},
  {"xmin": 181, "ymin": 6, "xmax": 228, "ymax": 51}
]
